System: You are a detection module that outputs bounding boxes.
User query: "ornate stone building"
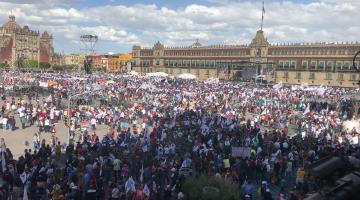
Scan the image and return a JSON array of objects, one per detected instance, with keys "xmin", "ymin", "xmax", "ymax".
[
  {"xmin": 0, "ymin": 15, "xmax": 54, "ymax": 67},
  {"xmin": 132, "ymin": 30, "xmax": 360, "ymax": 87}
]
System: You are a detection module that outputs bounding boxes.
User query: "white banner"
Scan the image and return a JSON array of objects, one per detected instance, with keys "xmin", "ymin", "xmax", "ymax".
[{"xmin": 39, "ymin": 81, "xmax": 48, "ymax": 88}]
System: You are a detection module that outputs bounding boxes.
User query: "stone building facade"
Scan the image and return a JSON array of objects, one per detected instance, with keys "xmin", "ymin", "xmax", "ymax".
[
  {"xmin": 65, "ymin": 54, "xmax": 85, "ymax": 68},
  {"xmin": 51, "ymin": 53, "xmax": 66, "ymax": 67},
  {"xmin": 85, "ymin": 53, "xmax": 133, "ymax": 72},
  {"xmin": 0, "ymin": 15, "xmax": 54, "ymax": 67},
  {"xmin": 132, "ymin": 30, "xmax": 360, "ymax": 88},
  {"xmin": 118, "ymin": 53, "xmax": 132, "ymax": 72}
]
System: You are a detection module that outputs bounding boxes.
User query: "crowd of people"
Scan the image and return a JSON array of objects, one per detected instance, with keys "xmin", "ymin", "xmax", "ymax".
[{"xmin": 0, "ymin": 70, "xmax": 359, "ymax": 200}]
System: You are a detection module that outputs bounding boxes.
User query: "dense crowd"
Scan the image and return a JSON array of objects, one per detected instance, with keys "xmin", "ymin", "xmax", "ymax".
[{"xmin": 0, "ymin": 70, "xmax": 359, "ymax": 200}]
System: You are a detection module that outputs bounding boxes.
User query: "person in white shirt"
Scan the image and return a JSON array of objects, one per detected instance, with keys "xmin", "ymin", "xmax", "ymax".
[
  {"xmin": 44, "ymin": 118, "xmax": 51, "ymax": 133},
  {"xmin": 2, "ymin": 117, "xmax": 8, "ymax": 131},
  {"xmin": 90, "ymin": 118, "xmax": 96, "ymax": 130},
  {"xmin": 33, "ymin": 132, "xmax": 40, "ymax": 150},
  {"xmin": 50, "ymin": 109, "xmax": 55, "ymax": 122},
  {"xmin": 19, "ymin": 111, "xmax": 26, "ymax": 129},
  {"xmin": 55, "ymin": 110, "xmax": 60, "ymax": 121}
]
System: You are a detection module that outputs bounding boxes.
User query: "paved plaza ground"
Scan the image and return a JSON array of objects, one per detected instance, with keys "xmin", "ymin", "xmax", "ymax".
[
  {"xmin": 2, "ymin": 113, "xmax": 300, "ymax": 159},
  {"xmin": 1, "ymin": 116, "xmax": 109, "ymax": 159}
]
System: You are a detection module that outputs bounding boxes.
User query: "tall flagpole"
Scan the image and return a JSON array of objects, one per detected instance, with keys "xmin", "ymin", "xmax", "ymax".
[{"xmin": 261, "ymin": 1, "xmax": 265, "ymax": 31}]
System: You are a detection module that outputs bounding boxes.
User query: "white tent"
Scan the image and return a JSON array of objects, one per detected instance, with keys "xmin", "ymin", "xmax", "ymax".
[
  {"xmin": 146, "ymin": 72, "xmax": 168, "ymax": 77},
  {"xmin": 177, "ymin": 73, "xmax": 197, "ymax": 80},
  {"xmin": 255, "ymin": 75, "xmax": 266, "ymax": 79},
  {"xmin": 127, "ymin": 71, "xmax": 139, "ymax": 76}
]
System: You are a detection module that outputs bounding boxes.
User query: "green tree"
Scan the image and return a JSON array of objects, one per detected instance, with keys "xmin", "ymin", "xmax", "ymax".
[
  {"xmin": 0, "ymin": 63, "xmax": 5, "ymax": 68},
  {"xmin": 52, "ymin": 65, "xmax": 64, "ymax": 71},
  {"xmin": 24, "ymin": 59, "xmax": 39, "ymax": 68},
  {"xmin": 40, "ymin": 62, "xmax": 51, "ymax": 69},
  {"xmin": 65, "ymin": 64, "xmax": 77, "ymax": 71},
  {"xmin": 15, "ymin": 59, "xmax": 24, "ymax": 69}
]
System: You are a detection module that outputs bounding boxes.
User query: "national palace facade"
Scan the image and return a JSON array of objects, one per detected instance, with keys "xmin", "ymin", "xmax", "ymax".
[{"xmin": 132, "ymin": 30, "xmax": 360, "ymax": 88}]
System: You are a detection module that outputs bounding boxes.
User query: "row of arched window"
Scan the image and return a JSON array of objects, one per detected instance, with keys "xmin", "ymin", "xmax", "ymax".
[
  {"xmin": 163, "ymin": 50, "xmax": 248, "ymax": 57},
  {"xmin": 271, "ymin": 48, "xmax": 358, "ymax": 56}
]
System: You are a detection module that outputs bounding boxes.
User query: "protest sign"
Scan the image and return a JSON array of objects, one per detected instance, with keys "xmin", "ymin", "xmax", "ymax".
[{"xmin": 231, "ymin": 147, "xmax": 251, "ymax": 158}]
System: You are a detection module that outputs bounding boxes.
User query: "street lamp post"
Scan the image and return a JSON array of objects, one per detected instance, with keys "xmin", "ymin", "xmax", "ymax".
[
  {"xmin": 353, "ymin": 49, "xmax": 360, "ymax": 86},
  {"xmin": 353, "ymin": 49, "xmax": 360, "ymax": 71},
  {"xmin": 352, "ymin": 49, "xmax": 360, "ymax": 118}
]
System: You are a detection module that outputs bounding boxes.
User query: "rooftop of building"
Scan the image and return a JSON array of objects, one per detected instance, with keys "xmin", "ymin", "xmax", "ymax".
[
  {"xmin": 1, "ymin": 15, "xmax": 52, "ymax": 38},
  {"xmin": 134, "ymin": 30, "xmax": 360, "ymax": 50},
  {"xmin": 1, "ymin": 15, "xmax": 20, "ymax": 30}
]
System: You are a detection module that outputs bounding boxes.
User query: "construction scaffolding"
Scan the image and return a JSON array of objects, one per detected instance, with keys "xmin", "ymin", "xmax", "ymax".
[{"xmin": 80, "ymin": 35, "xmax": 98, "ymax": 74}]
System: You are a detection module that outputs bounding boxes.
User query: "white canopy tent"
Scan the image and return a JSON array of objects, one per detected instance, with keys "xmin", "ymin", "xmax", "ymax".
[
  {"xmin": 146, "ymin": 72, "xmax": 168, "ymax": 77},
  {"xmin": 255, "ymin": 75, "xmax": 266, "ymax": 79},
  {"xmin": 127, "ymin": 71, "xmax": 139, "ymax": 76},
  {"xmin": 177, "ymin": 73, "xmax": 197, "ymax": 80}
]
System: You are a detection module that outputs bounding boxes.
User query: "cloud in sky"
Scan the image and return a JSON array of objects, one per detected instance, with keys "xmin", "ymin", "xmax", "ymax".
[
  {"xmin": 0, "ymin": 0, "xmax": 84, "ymax": 5},
  {"xmin": 0, "ymin": 0, "xmax": 358, "ymax": 54}
]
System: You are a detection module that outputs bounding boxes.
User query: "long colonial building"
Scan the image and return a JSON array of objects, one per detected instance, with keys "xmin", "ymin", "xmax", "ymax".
[
  {"xmin": 0, "ymin": 15, "xmax": 54, "ymax": 67},
  {"xmin": 132, "ymin": 30, "xmax": 360, "ymax": 87}
]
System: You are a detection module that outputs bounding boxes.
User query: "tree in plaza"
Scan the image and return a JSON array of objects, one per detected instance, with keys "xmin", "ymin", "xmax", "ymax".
[
  {"xmin": 65, "ymin": 64, "xmax": 77, "ymax": 71},
  {"xmin": 24, "ymin": 59, "xmax": 39, "ymax": 68},
  {"xmin": 52, "ymin": 64, "xmax": 77, "ymax": 71},
  {"xmin": 15, "ymin": 59, "xmax": 24, "ymax": 69},
  {"xmin": 52, "ymin": 65, "xmax": 64, "ymax": 71},
  {"xmin": 91, "ymin": 67, "xmax": 106, "ymax": 72},
  {"xmin": 40, "ymin": 62, "xmax": 51, "ymax": 69}
]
